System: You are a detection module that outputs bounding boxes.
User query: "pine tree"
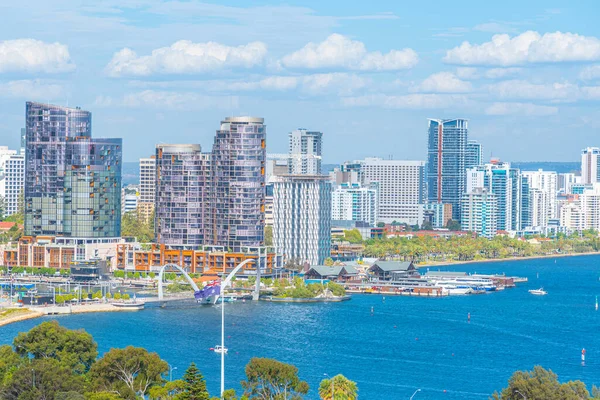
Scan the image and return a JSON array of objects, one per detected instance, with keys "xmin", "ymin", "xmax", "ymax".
[{"xmin": 178, "ymin": 362, "xmax": 210, "ymax": 400}]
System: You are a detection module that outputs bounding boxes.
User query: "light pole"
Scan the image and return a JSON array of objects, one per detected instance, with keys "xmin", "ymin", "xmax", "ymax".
[
  {"xmin": 168, "ymin": 364, "xmax": 177, "ymax": 381},
  {"xmin": 32, "ymin": 368, "xmax": 35, "ymax": 389},
  {"xmin": 515, "ymin": 390, "xmax": 526, "ymax": 399},
  {"xmin": 410, "ymin": 388, "xmax": 421, "ymax": 400}
]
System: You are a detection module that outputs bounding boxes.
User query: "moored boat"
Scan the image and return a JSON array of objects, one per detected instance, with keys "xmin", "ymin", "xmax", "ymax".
[{"xmin": 528, "ymin": 288, "xmax": 547, "ymax": 296}]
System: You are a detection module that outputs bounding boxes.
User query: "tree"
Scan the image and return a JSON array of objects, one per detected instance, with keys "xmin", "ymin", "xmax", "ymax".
[
  {"xmin": 13, "ymin": 321, "xmax": 98, "ymax": 374},
  {"xmin": 2, "ymin": 358, "xmax": 85, "ymax": 400},
  {"xmin": 343, "ymin": 229, "xmax": 363, "ymax": 244},
  {"xmin": 491, "ymin": 366, "xmax": 590, "ymax": 400},
  {"xmin": 446, "ymin": 219, "xmax": 461, "ymax": 231},
  {"xmin": 264, "ymin": 226, "xmax": 273, "ymax": 247},
  {"xmin": 318, "ymin": 374, "xmax": 358, "ymax": 400},
  {"xmin": 148, "ymin": 380, "xmax": 185, "ymax": 399},
  {"xmin": 178, "ymin": 362, "xmax": 210, "ymax": 400},
  {"xmin": 0, "ymin": 195, "xmax": 5, "ymax": 221},
  {"xmin": 323, "ymin": 257, "xmax": 334, "ymax": 266},
  {"xmin": 421, "ymin": 221, "xmax": 433, "ymax": 231},
  {"xmin": 121, "ymin": 212, "xmax": 154, "ymax": 242},
  {"xmin": 89, "ymin": 346, "xmax": 168, "ymax": 399},
  {"xmin": 242, "ymin": 358, "xmax": 309, "ymax": 400}
]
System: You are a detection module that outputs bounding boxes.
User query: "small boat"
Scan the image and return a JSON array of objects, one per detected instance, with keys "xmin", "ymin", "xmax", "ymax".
[
  {"xmin": 213, "ymin": 345, "xmax": 228, "ymax": 354},
  {"xmin": 529, "ymin": 288, "xmax": 547, "ymax": 296}
]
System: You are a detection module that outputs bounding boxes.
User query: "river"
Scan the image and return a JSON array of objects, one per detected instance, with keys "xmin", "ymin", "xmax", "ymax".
[{"xmin": 1, "ymin": 255, "xmax": 599, "ymax": 399}]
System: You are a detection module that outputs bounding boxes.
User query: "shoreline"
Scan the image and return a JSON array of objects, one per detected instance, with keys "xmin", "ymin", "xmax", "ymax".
[
  {"xmin": 416, "ymin": 251, "xmax": 600, "ymax": 269},
  {"xmin": 0, "ymin": 310, "xmax": 45, "ymax": 327}
]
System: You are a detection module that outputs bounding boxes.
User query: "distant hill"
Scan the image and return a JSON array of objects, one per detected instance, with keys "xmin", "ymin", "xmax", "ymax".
[{"xmin": 512, "ymin": 162, "xmax": 580, "ymax": 174}]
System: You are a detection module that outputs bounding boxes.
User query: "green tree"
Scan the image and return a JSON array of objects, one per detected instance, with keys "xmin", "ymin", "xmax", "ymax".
[
  {"xmin": 85, "ymin": 393, "xmax": 123, "ymax": 400},
  {"xmin": 343, "ymin": 229, "xmax": 363, "ymax": 244},
  {"xmin": 2, "ymin": 358, "xmax": 85, "ymax": 400},
  {"xmin": 323, "ymin": 257, "xmax": 334, "ymax": 266},
  {"xmin": 446, "ymin": 219, "xmax": 461, "ymax": 231},
  {"xmin": 0, "ymin": 345, "xmax": 21, "ymax": 387},
  {"xmin": 264, "ymin": 226, "xmax": 273, "ymax": 247},
  {"xmin": 89, "ymin": 346, "xmax": 168, "ymax": 399},
  {"xmin": 491, "ymin": 366, "xmax": 590, "ymax": 400},
  {"xmin": 13, "ymin": 321, "xmax": 98, "ymax": 374},
  {"xmin": 121, "ymin": 212, "xmax": 154, "ymax": 242},
  {"xmin": 178, "ymin": 362, "xmax": 210, "ymax": 400},
  {"xmin": 318, "ymin": 374, "xmax": 358, "ymax": 400},
  {"xmin": 148, "ymin": 380, "xmax": 185, "ymax": 399},
  {"xmin": 241, "ymin": 358, "xmax": 309, "ymax": 400}
]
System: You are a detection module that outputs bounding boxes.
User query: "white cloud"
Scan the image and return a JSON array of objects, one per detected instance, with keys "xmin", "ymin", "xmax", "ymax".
[
  {"xmin": 121, "ymin": 90, "xmax": 238, "ymax": 110},
  {"xmin": 93, "ymin": 95, "xmax": 113, "ymax": 107},
  {"xmin": 301, "ymin": 73, "xmax": 366, "ymax": 95},
  {"xmin": 485, "ymin": 102, "xmax": 558, "ymax": 116},
  {"xmin": 582, "ymin": 86, "xmax": 600, "ymax": 100},
  {"xmin": 0, "ymin": 39, "xmax": 74, "ymax": 73},
  {"xmin": 580, "ymin": 65, "xmax": 600, "ymax": 80},
  {"xmin": 342, "ymin": 93, "xmax": 469, "ymax": 109},
  {"xmin": 256, "ymin": 76, "xmax": 298, "ymax": 91},
  {"xmin": 280, "ymin": 34, "xmax": 418, "ymax": 71},
  {"xmin": 0, "ymin": 80, "xmax": 63, "ymax": 99},
  {"xmin": 488, "ymin": 80, "xmax": 581, "ymax": 101},
  {"xmin": 444, "ymin": 31, "xmax": 600, "ymax": 66},
  {"xmin": 473, "ymin": 22, "xmax": 518, "ymax": 33},
  {"xmin": 416, "ymin": 72, "xmax": 472, "ymax": 93},
  {"xmin": 106, "ymin": 40, "xmax": 268, "ymax": 76},
  {"xmin": 456, "ymin": 67, "xmax": 522, "ymax": 80}
]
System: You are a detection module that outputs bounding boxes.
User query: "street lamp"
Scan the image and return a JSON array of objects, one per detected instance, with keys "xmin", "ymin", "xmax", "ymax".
[
  {"xmin": 515, "ymin": 390, "xmax": 526, "ymax": 400},
  {"xmin": 168, "ymin": 364, "xmax": 177, "ymax": 382},
  {"xmin": 410, "ymin": 388, "xmax": 421, "ymax": 400},
  {"xmin": 324, "ymin": 373, "xmax": 335, "ymax": 400}
]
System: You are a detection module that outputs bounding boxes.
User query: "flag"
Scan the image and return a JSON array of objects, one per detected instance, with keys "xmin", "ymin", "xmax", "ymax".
[{"xmin": 194, "ymin": 284, "xmax": 221, "ymax": 301}]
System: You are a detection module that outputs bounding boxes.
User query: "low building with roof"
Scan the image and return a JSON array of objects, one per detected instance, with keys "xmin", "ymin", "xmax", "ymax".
[
  {"xmin": 368, "ymin": 261, "xmax": 417, "ymax": 280},
  {"xmin": 305, "ymin": 265, "xmax": 359, "ymax": 282}
]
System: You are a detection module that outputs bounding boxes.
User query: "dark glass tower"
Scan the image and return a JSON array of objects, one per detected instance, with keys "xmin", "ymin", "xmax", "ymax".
[
  {"xmin": 154, "ymin": 144, "xmax": 210, "ymax": 246},
  {"xmin": 211, "ymin": 117, "xmax": 266, "ymax": 250},
  {"xmin": 427, "ymin": 118, "xmax": 468, "ymax": 222},
  {"xmin": 24, "ymin": 102, "xmax": 122, "ymax": 237}
]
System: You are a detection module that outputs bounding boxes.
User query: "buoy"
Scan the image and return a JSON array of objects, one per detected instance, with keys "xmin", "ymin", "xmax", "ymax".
[
  {"xmin": 394, "ymin": 325, "xmax": 397, "ymax": 329},
  {"xmin": 582, "ymin": 348, "xmax": 586, "ymax": 363},
  {"xmin": 415, "ymin": 337, "xmax": 418, "ymax": 341},
  {"xmin": 371, "ymin": 306, "xmax": 374, "ymax": 314},
  {"xmin": 468, "ymin": 312, "xmax": 471, "ymax": 322},
  {"xmin": 209, "ymin": 348, "xmax": 214, "ymax": 351},
  {"xmin": 382, "ymin": 296, "xmax": 385, "ymax": 302},
  {"xmin": 596, "ymin": 296, "xmax": 598, "ymax": 311}
]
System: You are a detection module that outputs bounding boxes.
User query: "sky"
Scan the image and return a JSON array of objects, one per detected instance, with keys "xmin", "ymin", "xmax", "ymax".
[{"xmin": 0, "ymin": 0, "xmax": 599, "ymax": 163}]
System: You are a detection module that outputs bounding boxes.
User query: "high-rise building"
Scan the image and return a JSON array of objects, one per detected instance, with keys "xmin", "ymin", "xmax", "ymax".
[
  {"xmin": 288, "ymin": 129, "xmax": 322, "ymax": 175},
  {"xmin": 20, "ymin": 128, "xmax": 26, "ymax": 155},
  {"xmin": 331, "ymin": 182, "xmax": 378, "ymax": 226},
  {"xmin": 137, "ymin": 156, "xmax": 156, "ymax": 223},
  {"xmin": 362, "ymin": 158, "xmax": 425, "ymax": 226},
  {"xmin": 331, "ymin": 160, "xmax": 363, "ymax": 186},
  {"xmin": 211, "ymin": 117, "xmax": 266, "ymax": 250},
  {"xmin": 466, "ymin": 161, "xmax": 522, "ymax": 231},
  {"xmin": 0, "ymin": 146, "xmax": 24, "ymax": 217},
  {"xmin": 581, "ymin": 147, "xmax": 600, "ymax": 184},
  {"xmin": 427, "ymin": 118, "xmax": 469, "ymax": 221},
  {"xmin": 461, "ymin": 188, "xmax": 498, "ymax": 238},
  {"xmin": 272, "ymin": 175, "xmax": 331, "ymax": 266},
  {"xmin": 24, "ymin": 102, "xmax": 122, "ymax": 238},
  {"xmin": 559, "ymin": 184, "xmax": 600, "ymax": 231},
  {"xmin": 154, "ymin": 144, "xmax": 210, "ymax": 246},
  {"xmin": 466, "ymin": 140, "xmax": 482, "ymax": 168},
  {"xmin": 521, "ymin": 170, "xmax": 557, "ymax": 227},
  {"xmin": 558, "ymin": 172, "xmax": 581, "ymax": 194},
  {"xmin": 266, "ymin": 154, "xmax": 289, "ymax": 183}
]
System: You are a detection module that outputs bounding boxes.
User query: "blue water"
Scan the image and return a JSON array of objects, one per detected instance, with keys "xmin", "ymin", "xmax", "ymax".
[{"xmin": 1, "ymin": 255, "xmax": 600, "ymax": 399}]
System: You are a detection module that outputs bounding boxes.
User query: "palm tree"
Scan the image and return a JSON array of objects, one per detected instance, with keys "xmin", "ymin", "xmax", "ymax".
[{"xmin": 319, "ymin": 374, "xmax": 358, "ymax": 400}]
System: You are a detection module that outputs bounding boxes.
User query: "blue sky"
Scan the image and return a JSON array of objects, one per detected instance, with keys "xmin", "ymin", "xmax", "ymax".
[{"xmin": 0, "ymin": 0, "xmax": 599, "ymax": 162}]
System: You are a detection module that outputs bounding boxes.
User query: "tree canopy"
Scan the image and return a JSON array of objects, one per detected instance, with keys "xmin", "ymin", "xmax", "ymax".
[
  {"xmin": 242, "ymin": 357, "xmax": 309, "ymax": 400},
  {"xmin": 318, "ymin": 374, "xmax": 358, "ymax": 400}
]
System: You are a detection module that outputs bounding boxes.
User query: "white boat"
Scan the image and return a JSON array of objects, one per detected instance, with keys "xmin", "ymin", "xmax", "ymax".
[
  {"xmin": 434, "ymin": 285, "xmax": 473, "ymax": 295},
  {"xmin": 528, "ymin": 288, "xmax": 547, "ymax": 296},
  {"xmin": 213, "ymin": 345, "xmax": 228, "ymax": 354}
]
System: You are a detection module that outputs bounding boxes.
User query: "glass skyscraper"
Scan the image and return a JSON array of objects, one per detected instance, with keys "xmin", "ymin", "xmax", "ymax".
[
  {"xmin": 211, "ymin": 117, "xmax": 266, "ymax": 250},
  {"xmin": 24, "ymin": 102, "xmax": 122, "ymax": 238},
  {"xmin": 427, "ymin": 118, "xmax": 468, "ymax": 222},
  {"xmin": 154, "ymin": 144, "xmax": 210, "ymax": 246},
  {"xmin": 466, "ymin": 140, "xmax": 482, "ymax": 169}
]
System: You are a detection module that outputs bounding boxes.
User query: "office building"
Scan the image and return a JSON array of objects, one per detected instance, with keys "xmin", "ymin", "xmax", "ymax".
[
  {"xmin": 266, "ymin": 154, "xmax": 289, "ymax": 183},
  {"xmin": 288, "ymin": 129, "xmax": 322, "ymax": 175},
  {"xmin": 466, "ymin": 140, "xmax": 482, "ymax": 168},
  {"xmin": 139, "ymin": 157, "xmax": 156, "ymax": 204},
  {"xmin": 362, "ymin": 158, "xmax": 425, "ymax": 225},
  {"xmin": 211, "ymin": 117, "xmax": 266, "ymax": 250},
  {"xmin": 332, "ymin": 182, "xmax": 378, "ymax": 226},
  {"xmin": 24, "ymin": 102, "xmax": 122, "ymax": 238},
  {"xmin": 461, "ymin": 188, "xmax": 498, "ymax": 238},
  {"xmin": 155, "ymin": 144, "xmax": 210, "ymax": 246},
  {"xmin": 121, "ymin": 186, "xmax": 139, "ymax": 215},
  {"xmin": 272, "ymin": 175, "xmax": 331, "ymax": 266},
  {"xmin": 558, "ymin": 173, "xmax": 581, "ymax": 194},
  {"xmin": 581, "ymin": 147, "xmax": 600, "ymax": 184},
  {"xmin": 521, "ymin": 170, "xmax": 557, "ymax": 227},
  {"xmin": 423, "ymin": 203, "xmax": 453, "ymax": 228},
  {"xmin": 466, "ymin": 161, "xmax": 522, "ymax": 231},
  {"xmin": 331, "ymin": 160, "xmax": 363, "ymax": 186},
  {"xmin": 0, "ymin": 146, "xmax": 24, "ymax": 217},
  {"xmin": 427, "ymin": 118, "xmax": 469, "ymax": 221}
]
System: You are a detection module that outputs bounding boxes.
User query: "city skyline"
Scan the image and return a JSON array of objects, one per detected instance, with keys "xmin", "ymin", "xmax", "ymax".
[{"xmin": 0, "ymin": 1, "xmax": 599, "ymax": 163}]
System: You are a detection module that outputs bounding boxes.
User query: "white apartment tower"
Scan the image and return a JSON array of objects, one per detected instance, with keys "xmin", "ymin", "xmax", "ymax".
[
  {"xmin": 288, "ymin": 129, "xmax": 322, "ymax": 175},
  {"xmin": 0, "ymin": 146, "xmax": 25, "ymax": 217},
  {"xmin": 272, "ymin": 175, "xmax": 331, "ymax": 266},
  {"xmin": 361, "ymin": 158, "xmax": 425, "ymax": 225},
  {"xmin": 581, "ymin": 147, "xmax": 600, "ymax": 184},
  {"xmin": 560, "ymin": 183, "xmax": 600, "ymax": 231},
  {"xmin": 461, "ymin": 188, "xmax": 498, "ymax": 238},
  {"xmin": 139, "ymin": 157, "xmax": 156, "ymax": 203},
  {"xmin": 521, "ymin": 170, "xmax": 557, "ymax": 227},
  {"xmin": 331, "ymin": 183, "xmax": 378, "ymax": 226}
]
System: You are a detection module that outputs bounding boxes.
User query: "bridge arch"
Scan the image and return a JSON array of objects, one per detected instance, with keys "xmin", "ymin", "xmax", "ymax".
[{"xmin": 157, "ymin": 264, "xmax": 201, "ymax": 300}]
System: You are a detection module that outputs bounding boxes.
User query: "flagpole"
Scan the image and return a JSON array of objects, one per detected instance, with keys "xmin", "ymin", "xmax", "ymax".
[{"xmin": 219, "ymin": 258, "xmax": 254, "ymax": 399}]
